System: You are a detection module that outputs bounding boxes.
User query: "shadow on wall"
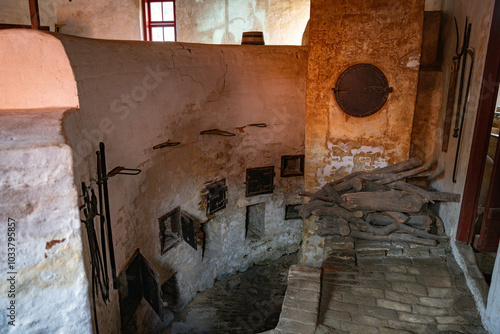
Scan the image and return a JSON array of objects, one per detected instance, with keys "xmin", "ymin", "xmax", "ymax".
[{"xmin": 176, "ymin": 0, "xmax": 310, "ymax": 45}]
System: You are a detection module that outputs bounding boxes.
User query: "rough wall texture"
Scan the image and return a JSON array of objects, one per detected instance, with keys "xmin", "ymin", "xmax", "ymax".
[
  {"xmin": 0, "ymin": 0, "xmax": 56, "ymax": 29},
  {"xmin": 430, "ymin": 0, "xmax": 496, "ymax": 331},
  {"xmin": 0, "ymin": 110, "xmax": 92, "ymax": 334},
  {"xmin": 0, "ymin": 30, "xmax": 79, "ymax": 110},
  {"xmin": 58, "ymin": 34, "xmax": 307, "ymax": 333},
  {"xmin": 49, "ymin": 0, "xmax": 308, "ymax": 44},
  {"xmin": 411, "ymin": 69, "xmax": 443, "ymax": 164},
  {"xmin": 54, "ymin": 0, "xmax": 142, "ymax": 40},
  {"xmin": 176, "ymin": 0, "xmax": 310, "ymax": 45},
  {"xmin": 432, "ymin": 0, "xmax": 494, "ymax": 244},
  {"xmin": 302, "ymin": 0, "xmax": 425, "ymax": 266},
  {"xmin": 0, "ymin": 30, "xmax": 90, "ymax": 333}
]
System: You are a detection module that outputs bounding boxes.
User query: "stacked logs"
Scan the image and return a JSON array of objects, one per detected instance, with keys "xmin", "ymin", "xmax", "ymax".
[{"xmin": 298, "ymin": 157, "xmax": 459, "ymax": 247}]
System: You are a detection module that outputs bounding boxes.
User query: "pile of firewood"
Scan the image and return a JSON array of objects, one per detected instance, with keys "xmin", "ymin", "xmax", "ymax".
[{"xmin": 298, "ymin": 157, "xmax": 459, "ymax": 247}]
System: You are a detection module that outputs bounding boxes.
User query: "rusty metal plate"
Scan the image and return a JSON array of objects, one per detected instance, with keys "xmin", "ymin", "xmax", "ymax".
[{"xmin": 333, "ymin": 64, "xmax": 392, "ymax": 117}]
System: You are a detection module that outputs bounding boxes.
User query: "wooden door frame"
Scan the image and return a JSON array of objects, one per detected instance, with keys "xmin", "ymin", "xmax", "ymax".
[{"xmin": 456, "ymin": 0, "xmax": 500, "ymax": 243}]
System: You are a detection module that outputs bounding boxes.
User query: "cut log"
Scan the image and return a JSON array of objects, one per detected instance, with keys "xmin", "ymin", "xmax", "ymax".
[
  {"xmin": 349, "ymin": 230, "xmax": 437, "ymax": 246},
  {"xmin": 321, "ymin": 183, "xmax": 342, "ymax": 203},
  {"xmin": 405, "ymin": 215, "xmax": 432, "ymax": 228},
  {"xmin": 435, "ymin": 216, "xmax": 445, "ymax": 234},
  {"xmin": 403, "ymin": 216, "xmax": 431, "ymax": 232},
  {"xmin": 324, "ymin": 235, "xmax": 355, "ymax": 250},
  {"xmin": 299, "ymin": 200, "xmax": 334, "ymax": 219},
  {"xmin": 428, "ymin": 192, "xmax": 460, "ymax": 202},
  {"xmin": 321, "ymin": 217, "xmax": 351, "ymax": 236},
  {"xmin": 366, "ymin": 213, "xmax": 398, "ymax": 226},
  {"xmin": 372, "ymin": 157, "xmax": 422, "ymax": 175},
  {"xmin": 316, "ymin": 227, "xmax": 342, "ymax": 237},
  {"xmin": 353, "ymin": 157, "xmax": 422, "ymax": 182},
  {"xmin": 340, "ymin": 190, "xmax": 425, "ymax": 213},
  {"xmin": 334, "ymin": 176, "xmax": 364, "ymax": 193},
  {"xmin": 312, "ymin": 205, "xmax": 358, "ymax": 221},
  {"xmin": 299, "ymin": 191, "xmax": 335, "ymax": 203},
  {"xmin": 344, "ymin": 237, "xmax": 355, "ymax": 250},
  {"xmin": 361, "ymin": 180, "xmax": 391, "ymax": 192},
  {"xmin": 397, "ymin": 223, "xmax": 449, "ymax": 241},
  {"xmin": 375, "ymin": 165, "xmax": 430, "ymax": 185},
  {"xmin": 390, "ymin": 181, "xmax": 461, "ymax": 203},
  {"xmin": 383, "ymin": 211, "xmax": 408, "ymax": 223},
  {"xmin": 348, "ymin": 220, "xmax": 400, "ymax": 236},
  {"xmin": 328, "ymin": 171, "xmax": 365, "ymax": 187},
  {"xmin": 390, "ymin": 181, "xmax": 434, "ymax": 203}
]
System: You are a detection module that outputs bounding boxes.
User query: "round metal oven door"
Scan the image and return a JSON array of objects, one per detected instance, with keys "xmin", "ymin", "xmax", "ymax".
[{"xmin": 333, "ymin": 63, "xmax": 392, "ymax": 118}]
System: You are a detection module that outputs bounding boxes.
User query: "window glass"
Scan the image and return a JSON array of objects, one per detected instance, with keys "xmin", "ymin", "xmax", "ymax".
[
  {"xmin": 152, "ymin": 27, "xmax": 163, "ymax": 41},
  {"xmin": 150, "ymin": 2, "xmax": 162, "ymax": 21},
  {"xmin": 164, "ymin": 27, "xmax": 175, "ymax": 41},
  {"xmin": 162, "ymin": 2, "xmax": 174, "ymax": 21}
]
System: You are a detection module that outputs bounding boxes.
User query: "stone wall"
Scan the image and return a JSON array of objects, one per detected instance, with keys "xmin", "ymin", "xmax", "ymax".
[
  {"xmin": 302, "ymin": 0, "xmax": 425, "ymax": 266},
  {"xmin": 58, "ymin": 34, "xmax": 307, "ymax": 333}
]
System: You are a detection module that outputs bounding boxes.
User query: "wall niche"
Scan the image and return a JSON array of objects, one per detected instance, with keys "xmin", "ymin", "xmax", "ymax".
[{"xmin": 246, "ymin": 202, "xmax": 266, "ymax": 241}]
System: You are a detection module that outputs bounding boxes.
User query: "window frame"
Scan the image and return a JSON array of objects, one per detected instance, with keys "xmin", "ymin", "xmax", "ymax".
[{"xmin": 142, "ymin": 0, "xmax": 177, "ymax": 42}]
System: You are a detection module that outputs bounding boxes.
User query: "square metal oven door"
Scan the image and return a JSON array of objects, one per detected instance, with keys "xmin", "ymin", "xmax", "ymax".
[
  {"xmin": 205, "ymin": 179, "xmax": 228, "ymax": 216},
  {"xmin": 158, "ymin": 207, "xmax": 182, "ymax": 255},
  {"xmin": 285, "ymin": 204, "xmax": 302, "ymax": 220},
  {"xmin": 281, "ymin": 155, "xmax": 305, "ymax": 177},
  {"xmin": 181, "ymin": 211, "xmax": 197, "ymax": 251},
  {"xmin": 246, "ymin": 166, "xmax": 275, "ymax": 197}
]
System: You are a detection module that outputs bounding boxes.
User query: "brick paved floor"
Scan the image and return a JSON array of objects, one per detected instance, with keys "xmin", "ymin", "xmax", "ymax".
[{"xmin": 318, "ymin": 251, "xmax": 487, "ymax": 334}]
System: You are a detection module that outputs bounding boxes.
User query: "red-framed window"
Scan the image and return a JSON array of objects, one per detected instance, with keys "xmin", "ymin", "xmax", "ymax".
[{"xmin": 143, "ymin": 0, "xmax": 176, "ymax": 41}]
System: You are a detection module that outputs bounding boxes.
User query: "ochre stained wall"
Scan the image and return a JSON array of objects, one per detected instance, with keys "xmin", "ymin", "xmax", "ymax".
[{"xmin": 302, "ymin": 0, "xmax": 425, "ymax": 265}]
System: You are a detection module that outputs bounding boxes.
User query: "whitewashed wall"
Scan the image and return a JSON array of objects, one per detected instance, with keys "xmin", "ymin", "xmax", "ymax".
[
  {"xmin": 58, "ymin": 34, "xmax": 307, "ymax": 332},
  {"xmin": 0, "ymin": 30, "xmax": 91, "ymax": 334}
]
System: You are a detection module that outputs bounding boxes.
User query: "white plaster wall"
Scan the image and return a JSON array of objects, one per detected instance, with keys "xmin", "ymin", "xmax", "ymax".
[
  {"xmin": 0, "ymin": 110, "xmax": 92, "ymax": 334},
  {"xmin": 433, "ymin": 0, "xmax": 495, "ymax": 242},
  {"xmin": 52, "ymin": 0, "xmax": 309, "ymax": 44},
  {"xmin": 58, "ymin": 34, "xmax": 307, "ymax": 333},
  {"xmin": 0, "ymin": 30, "xmax": 91, "ymax": 334},
  {"xmin": 176, "ymin": 0, "xmax": 310, "ymax": 45},
  {"xmin": 54, "ymin": 0, "xmax": 142, "ymax": 40},
  {"xmin": 431, "ymin": 0, "xmax": 497, "ymax": 332},
  {"xmin": 0, "ymin": 0, "xmax": 56, "ymax": 29},
  {"xmin": 486, "ymin": 242, "xmax": 500, "ymax": 333}
]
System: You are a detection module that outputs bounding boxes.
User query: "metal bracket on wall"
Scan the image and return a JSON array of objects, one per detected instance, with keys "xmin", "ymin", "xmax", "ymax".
[
  {"xmin": 107, "ymin": 166, "xmax": 142, "ymax": 178},
  {"xmin": 153, "ymin": 140, "xmax": 181, "ymax": 150},
  {"xmin": 200, "ymin": 128, "xmax": 236, "ymax": 137}
]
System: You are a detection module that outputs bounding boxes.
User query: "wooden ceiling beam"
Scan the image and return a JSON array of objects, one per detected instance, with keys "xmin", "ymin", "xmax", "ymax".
[{"xmin": 29, "ymin": 0, "xmax": 40, "ymax": 30}]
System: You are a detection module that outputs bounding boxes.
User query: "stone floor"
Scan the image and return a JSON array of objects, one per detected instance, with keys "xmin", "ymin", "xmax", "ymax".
[
  {"xmin": 161, "ymin": 240, "xmax": 489, "ymax": 334},
  {"xmin": 162, "ymin": 252, "xmax": 298, "ymax": 334},
  {"xmin": 317, "ymin": 249, "xmax": 487, "ymax": 334}
]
